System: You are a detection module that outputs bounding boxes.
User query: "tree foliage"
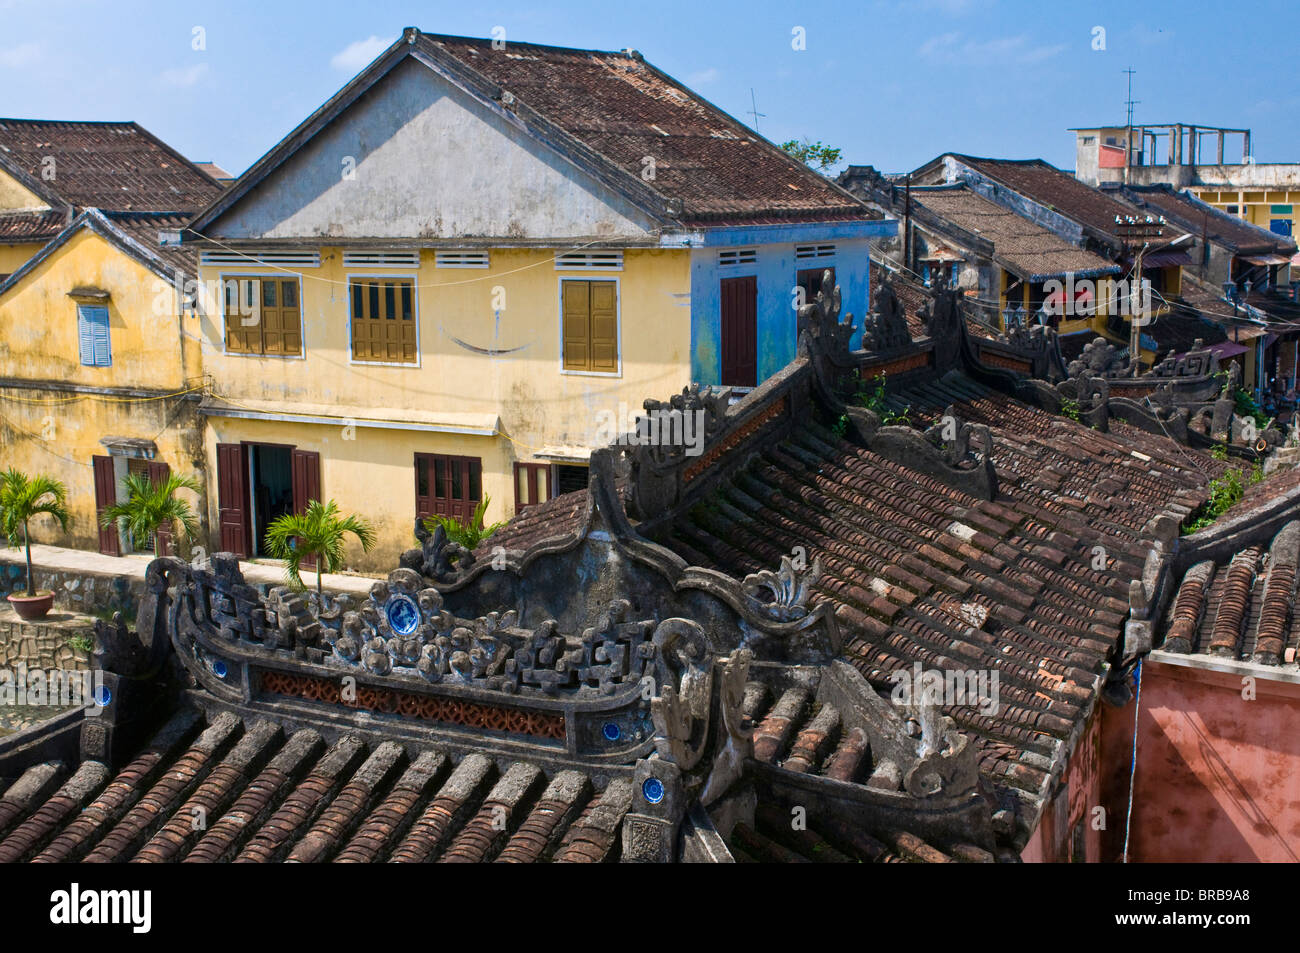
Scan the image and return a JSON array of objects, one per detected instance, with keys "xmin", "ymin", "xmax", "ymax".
[
  {"xmin": 264, "ymin": 498, "xmax": 376, "ymax": 596},
  {"xmin": 0, "ymin": 469, "xmax": 71, "ymax": 596},
  {"xmin": 780, "ymin": 138, "xmax": 843, "ymax": 174},
  {"xmin": 99, "ymin": 472, "xmax": 201, "ymax": 557}
]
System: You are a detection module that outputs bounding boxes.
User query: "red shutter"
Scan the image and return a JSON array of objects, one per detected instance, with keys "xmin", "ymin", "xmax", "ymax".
[
  {"xmin": 720, "ymin": 275, "xmax": 757, "ymax": 387},
  {"xmin": 146, "ymin": 461, "xmax": 173, "ymax": 556},
  {"xmin": 216, "ymin": 443, "xmax": 249, "ymax": 557},
  {"xmin": 92, "ymin": 455, "xmax": 120, "ymax": 556},
  {"xmin": 291, "ymin": 449, "xmax": 321, "ymax": 571}
]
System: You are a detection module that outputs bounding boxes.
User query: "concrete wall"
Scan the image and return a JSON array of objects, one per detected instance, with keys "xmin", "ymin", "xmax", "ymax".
[
  {"xmin": 0, "ymin": 168, "xmax": 48, "ymax": 212},
  {"xmin": 0, "ymin": 226, "xmax": 208, "ymax": 551},
  {"xmin": 0, "ymin": 242, "xmax": 45, "ymax": 278},
  {"xmin": 0, "ymin": 605, "xmax": 93, "ymax": 673},
  {"xmin": 0, "ymin": 557, "xmax": 143, "ymax": 619},
  {"xmin": 211, "ymin": 57, "xmax": 659, "ymax": 242},
  {"xmin": 1101, "ymin": 659, "xmax": 1300, "ymax": 862},
  {"xmin": 198, "ymin": 245, "xmax": 692, "ymax": 566},
  {"xmin": 689, "ymin": 237, "xmax": 869, "ymax": 385}
]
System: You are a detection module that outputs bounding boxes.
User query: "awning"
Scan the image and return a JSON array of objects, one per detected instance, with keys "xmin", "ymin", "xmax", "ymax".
[
  {"xmin": 1205, "ymin": 341, "xmax": 1249, "ymax": 359},
  {"xmin": 533, "ymin": 444, "xmax": 594, "ymax": 462},
  {"xmin": 1243, "ymin": 254, "xmax": 1292, "ymax": 266},
  {"xmin": 1128, "ymin": 249, "xmax": 1193, "ymax": 269},
  {"xmin": 198, "ymin": 397, "xmax": 500, "ymax": 436}
]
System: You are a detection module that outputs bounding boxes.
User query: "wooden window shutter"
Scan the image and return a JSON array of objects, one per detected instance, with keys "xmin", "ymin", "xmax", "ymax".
[
  {"xmin": 78, "ymin": 306, "xmax": 111, "ymax": 367},
  {"xmin": 562, "ymin": 281, "xmax": 591, "ymax": 370},
  {"xmin": 146, "ymin": 461, "xmax": 174, "ymax": 556},
  {"xmin": 215, "ymin": 443, "xmax": 249, "ymax": 557},
  {"xmin": 589, "ymin": 280, "xmax": 618, "ymax": 372},
  {"xmin": 92, "ymin": 455, "xmax": 120, "ymax": 556}
]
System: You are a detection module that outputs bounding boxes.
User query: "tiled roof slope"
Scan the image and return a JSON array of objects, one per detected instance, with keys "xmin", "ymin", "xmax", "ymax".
[
  {"xmin": 1122, "ymin": 186, "xmax": 1297, "ymax": 256},
  {"xmin": 954, "ymin": 156, "xmax": 1138, "ymax": 239},
  {"xmin": 0, "ymin": 209, "xmax": 67, "ymax": 244},
  {"xmin": 0, "ymin": 708, "xmax": 633, "ymax": 863},
  {"xmin": 867, "ymin": 261, "xmax": 997, "ymax": 340},
  {"xmin": 420, "ymin": 35, "xmax": 872, "ymax": 226},
  {"xmin": 912, "ymin": 186, "xmax": 1118, "ymax": 280},
  {"xmin": 0, "ymin": 119, "xmax": 222, "ymax": 212},
  {"xmin": 104, "ymin": 211, "xmax": 197, "ymax": 281},
  {"xmin": 654, "ymin": 372, "xmax": 1224, "ymax": 809}
]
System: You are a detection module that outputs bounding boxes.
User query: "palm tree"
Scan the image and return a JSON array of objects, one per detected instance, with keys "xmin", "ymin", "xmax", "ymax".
[
  {"xmin": 0, "ymin": 469, "xmax": 71, "ymax": 597},
  {"xmin": 99, "ymin": 472, "xmax": 201, "ymax": 558},
  {"xmin": 264, "ymin": 499, "xmax": 376, "ymax": 599},
  {"xmin": 422, "ymin": 495, "xmax": 505, "ymax": 551}
]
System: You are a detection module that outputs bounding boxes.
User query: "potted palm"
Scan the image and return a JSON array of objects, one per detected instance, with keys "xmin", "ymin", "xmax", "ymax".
[
  {"xmin": 265, "ymin": 499, "xmax": 376, "ymax": 602},
  {"xmin": 422, "ymin": 495, "xmax": 505, "ymax": 550},
  {"xmin": 99, "ymin": 471, "xmax": 202, "ymax": 558},
  {"xmin": 1, "ymin": 468, "xmax": 71, "ymax": 621}
]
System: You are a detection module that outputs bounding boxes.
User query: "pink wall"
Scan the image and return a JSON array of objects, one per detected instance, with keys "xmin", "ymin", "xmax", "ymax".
[
  {"xmin": 1020, "ymin": 710, "xmax": 1103, "ymax": 863},
  {"xmin": 1109, "ymin": 660, "xmax": 1300, "ymax": 862}
]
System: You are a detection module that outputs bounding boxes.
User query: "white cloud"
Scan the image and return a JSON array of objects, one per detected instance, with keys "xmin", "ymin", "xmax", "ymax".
[
  {"xmin": 920, "ymin": 32, "xmax": 1065, "ymax": 65},
  {"xmin": 687, "ymin": 67, "xmax": 719, "ymax": 86},
  {"xmin": 331, "ymin": 35, "xmax": 395, "ymax": 72},
  {"xmin": 0, "ymin": 41, "xmax": 40, "ymax": 69},
  {"xmin": 159, "ymin": 63, "xmax": 209, "ymax": 87}
]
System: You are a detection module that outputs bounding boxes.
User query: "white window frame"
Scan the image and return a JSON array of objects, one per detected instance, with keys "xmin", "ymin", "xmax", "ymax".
[
  {"xmin": 555, "ymin": 250, "xmax": 624, "ymax": 272},
  {"xmin": 217, "ymin": 272, "xmax": 307, "ymax": 361},
  {"xmin": 557, "ymin": 275, "xmax": 622, "ymax": 378},
  {"xmin": 342, "ymin": 249, "xmax": 420, "ymax": 269},
  {"xmin": 435, "ymin": 250, "xmax": 491, "ymax": 269},
  {"xmin": 345, "ymin": 273, "xmax": 422, "ymax": 368}
]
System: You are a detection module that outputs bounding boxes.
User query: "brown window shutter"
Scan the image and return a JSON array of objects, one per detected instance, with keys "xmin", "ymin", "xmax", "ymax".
[
  {"xmin": 146, "ymin": 461, "xmax": 174, "ymax": 556},
  {"xmin": 589, "ymin": 280, "xmax": 618, "ymax": 372},
  {"xmin": 92, "ymin": 455, "xmax": 120, "ymax": 556},
  {"xmin": 562, "ymin": 280, "xmax": 591, "ymax": 370},
  {"xmin": 216, "ymin": 443, "xmax": 249, "ymax": 557}
]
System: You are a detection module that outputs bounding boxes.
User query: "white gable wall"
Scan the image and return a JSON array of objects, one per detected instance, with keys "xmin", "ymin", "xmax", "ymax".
[{"xmin": 209, "ymin": 58, "xmax": 659, "ymax": 242}]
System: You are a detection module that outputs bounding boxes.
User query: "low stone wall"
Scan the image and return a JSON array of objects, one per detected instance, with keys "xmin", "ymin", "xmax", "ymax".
[
  {"xmin": 0, "ymin": 605, "xmax": 94, "ymax": 673},
  {"xmin": 0, "ymin": 560, "xmax": 144, "ymax": 619}
]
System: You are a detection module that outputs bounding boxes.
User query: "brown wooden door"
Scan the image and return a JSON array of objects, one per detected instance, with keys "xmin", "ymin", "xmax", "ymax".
[
  {"xmin": 146, "ymin": 461, "xmax": 173, "ymax": 556},
  {"xmin": 415, "ymin": 453, "xmax": 481, "ymax": 522},
  {"xmin": 291, "ymin": 449, "xmax": 321, "ymax": 571},
  {"xmin": 513, "ymin": 462, "xmax": 552, "ymax": 514},
  {"xmin": 92, "ymin": 455, "xmax": 120, "ymax": 556},
  {"xmin": 216, "ymin": 443, "xmax": 249, "ymax": 557},
  {"xmin": 720, "ymin": 275, "xmax": 757, "ymax": 387}
]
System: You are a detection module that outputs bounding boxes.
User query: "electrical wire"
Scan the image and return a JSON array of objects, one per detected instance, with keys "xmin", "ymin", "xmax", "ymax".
[{"xmin": 1122, "ymin": 657, "xmax": 1144, "ymax": 863}]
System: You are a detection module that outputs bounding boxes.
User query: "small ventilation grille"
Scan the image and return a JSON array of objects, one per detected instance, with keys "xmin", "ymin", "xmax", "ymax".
[
  {"xmin": 199, "ymin": 249, "xmax": 321, "ymax": 268},
  {"xmin": 343, "ymin": 250, "xmax": 420, "ymax": 268},
  {"xmin": 555, "ymin": 250, "xmax": 623, "ymax": 271},
  {"xmin": 435, "ymin": 250, "xmax": 490, "ymax": 269}
]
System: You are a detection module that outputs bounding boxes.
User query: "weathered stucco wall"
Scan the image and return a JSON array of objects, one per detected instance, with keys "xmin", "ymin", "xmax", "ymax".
[
  {"xmin": 0, "ymin": 168, "xmax": 48, "ymax": 212},
  {"xmin": 211, "ymin": 57, "xmax": 659, "ymax": 241},
  {"xmin": 1103, "ymin": 660, "xmax": 1300, "ymax": 862},
  {"xmin": 0, "ymin": 227, "xmax": 208, "ymax": 550}
]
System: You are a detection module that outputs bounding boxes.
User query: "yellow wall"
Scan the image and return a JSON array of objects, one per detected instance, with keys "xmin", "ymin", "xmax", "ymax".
[
  {"xmin": 0, "ymin": 227, "xmax": 206, "ymax": 550},
  {"xmin": 0, "ymin": 168, "xmax": 48, "ymax": 212},
  {"xmin": 1192, "ymin": 188, "xmax": 1299, "ymax": 241},
  {"xmin": 0, "ymin": 242, "xmax": 46, "ymax": 277},
  {"xmin": 0, "ymin": 228, "xmax": 200, "ymax": 391},
  {"xmin": 196, "ymin": 245, "xmax": 692, "ymax": 561}
]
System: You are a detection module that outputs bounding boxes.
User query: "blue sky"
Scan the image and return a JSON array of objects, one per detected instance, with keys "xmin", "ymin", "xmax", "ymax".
[{"xmin": 1, "ymin": 0, "xmax": 1294, "ymax": 178}]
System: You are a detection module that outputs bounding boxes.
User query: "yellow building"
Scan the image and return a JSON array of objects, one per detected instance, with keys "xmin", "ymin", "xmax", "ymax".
[
  {"xmin": 0, "ymin": 120, "xmax": 223, "ymax": 553},
  {"xmin": 182, "ymin": 30, "xmax": 889, "ymax": 570}
]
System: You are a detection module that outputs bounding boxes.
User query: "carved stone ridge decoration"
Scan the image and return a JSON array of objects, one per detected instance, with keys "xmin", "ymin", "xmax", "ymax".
[
  {"xmin": 741, "ymin": 555, "xmax": 823, "ymax": 622},
  {"xmin": 1067, "ymin": 336, "xmax": 1128, "ymax": 379},
  {"xmin": 861, "ymin": 272, "xmax": 911, "ymax": 353}
]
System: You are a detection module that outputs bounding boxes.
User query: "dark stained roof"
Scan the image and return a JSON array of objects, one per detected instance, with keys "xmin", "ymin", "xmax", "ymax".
[
  {"xmin": 950, "ymin": 156, "xmax": 1139, "ymax": 240},
  {"xmin": 416, "ymin": 34, "xmax": 874, "ymax": 226},
  {"xmin": 1121, "ymin": 185, "xmax": 1297, "ymax": 256},
  {"xmin": 0, "ymin": 119, "xmax": 222, "ymax": 213},
  {"xmin": 0, "ymin": 708, "xmax": 632, "ymax": 863},
  {"xmin": 0, "ymin": 209, "xmax": 67, "ymax": 244},
  {"xmin": 867, "ymin": 260, "xmax": 1000, "ymax": 340},
  {"xmin": 911, "ymin": 185, "xmax": 1119, "ymax": 280},
  {"xmin": 103, "ymin": 211, "xmax": 197, "ymax": 281},
  {"xmin": 1145, "ymin": 304, "xmax": 1229, "ymax": 355}
]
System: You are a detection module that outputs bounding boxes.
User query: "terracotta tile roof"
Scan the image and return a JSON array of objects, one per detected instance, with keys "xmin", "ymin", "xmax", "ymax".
[
  {"xmin": 653, "ymin": 374, "xmax": 1224, "ymax": 808},
  {"xmin": 912, "ymin": 186, "xmax": 1119, "ymax": 280},
  {"xmin": 867, "ymin": 261, "xmax": 1000, "ymax": 340},
  {"xmin": 103, "ymin": 211, "xmax": 197, "ymax": 281},
  {"xmin": 0, "ymin": 119, "xmax": 222, "ymax": 213},
  {"xmin": 420, "ymin": 35, "xmax": 874, "ymax": 226},
  {"xmin": 1159, "ymin": 512, "xmax": 1300, "ymax": 668},
  {"xmin": 1123, "ymin": 186, "xmax": 1297, "ymax": 256},
  {"xmin": 0, "ymin": 708, "xmax": 632, "ymax": 863},
  {"xmin": 0, "ymin": 209, "xmax": 66, "ymax": 243},
  {"xmin": 953, "ymin": 156, "xmax": 1138, "ymax": 239}
]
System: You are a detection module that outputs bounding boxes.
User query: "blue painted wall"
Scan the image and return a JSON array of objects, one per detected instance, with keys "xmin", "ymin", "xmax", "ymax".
[{"xmin": 690, "ymin": 236, "xmax": 874, "ymax": 386}]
